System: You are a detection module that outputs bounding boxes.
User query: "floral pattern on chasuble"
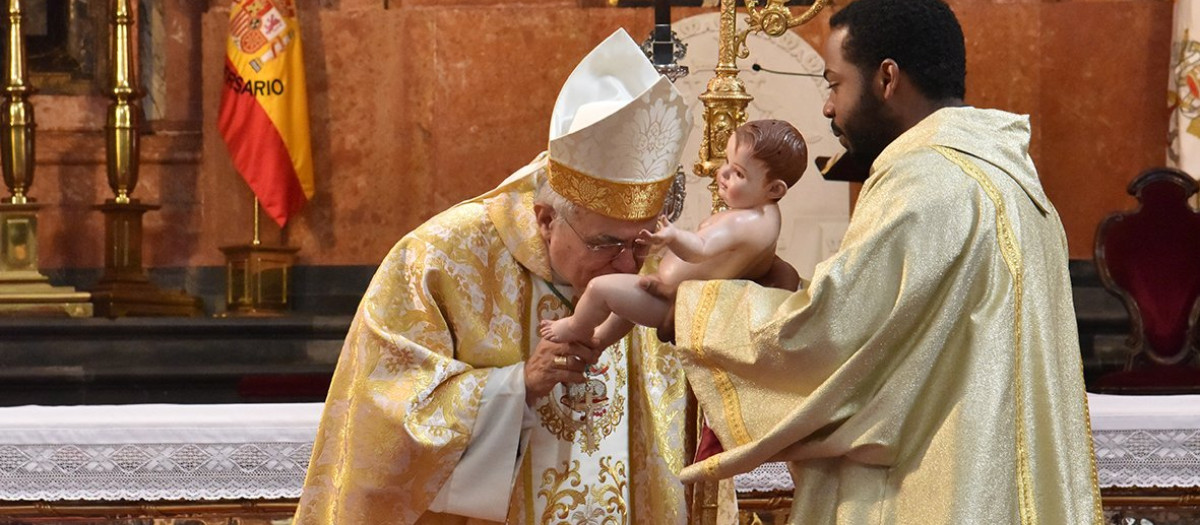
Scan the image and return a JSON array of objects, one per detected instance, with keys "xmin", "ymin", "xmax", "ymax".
[
  {"xmin": 538, "ymin": 457, "xmax": 629, "ymax": 524},
  {"xmin": 294, "ymin": 199, "xmax": 531, "ymax": 524},
  {"xmin": 525, "ymin": 281, "xmax": 631, "ymax": 524},
  {"xmin": 295, "ymin": 163, "xmax": 688, "ymax": 524}
]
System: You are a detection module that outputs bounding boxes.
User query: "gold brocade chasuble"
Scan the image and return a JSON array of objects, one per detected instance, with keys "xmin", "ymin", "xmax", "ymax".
[
  {"xmin": 675, "ymin": 107, "xmax": 1104, "ymax": 525},
  {"xmin": 292, "ymin": 157, "xmax": 688, "ymax": 524},
  {"xmin": 524, "ymin": 280, "xmax": 634, "ymax": 523}
]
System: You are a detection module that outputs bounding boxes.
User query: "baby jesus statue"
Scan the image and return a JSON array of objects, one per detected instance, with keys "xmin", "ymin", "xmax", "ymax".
[{"xmin": 541, "ymin": 119, "xmax": 808, "ymax": 348}]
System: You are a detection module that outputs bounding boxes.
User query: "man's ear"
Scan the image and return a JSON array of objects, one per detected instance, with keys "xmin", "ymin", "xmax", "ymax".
[
  {"xmin": 534, "ymin": 203, "xmax": 556, "ymax": 240},
  {"xmin": 767, "ymin": 180, "xmax": 788, "ymax": 201},
  {"xmin": 877, "ymin": 59, "xmax": 900, "ymax": 100}
]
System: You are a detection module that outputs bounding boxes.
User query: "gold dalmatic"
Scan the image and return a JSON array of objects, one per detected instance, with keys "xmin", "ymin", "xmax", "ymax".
[{"xmin": 674, "ymin": 108, "xmax": 1103, "ymax": 524}]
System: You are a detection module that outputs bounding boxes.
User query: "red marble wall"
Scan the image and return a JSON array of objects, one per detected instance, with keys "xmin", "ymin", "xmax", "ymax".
[
  {"xmin": 24, "ymin": 0, "xmax": 1173, "ymax": 269},
  {"xmin": 956, "ymin": 0, "xmax": 1173, "ymax": 260}
]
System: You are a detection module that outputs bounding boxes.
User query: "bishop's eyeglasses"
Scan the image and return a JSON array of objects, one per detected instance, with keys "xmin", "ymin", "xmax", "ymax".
[{"xmin": 558, "ymin": 215, "xmax": 653, "ymax": 261}]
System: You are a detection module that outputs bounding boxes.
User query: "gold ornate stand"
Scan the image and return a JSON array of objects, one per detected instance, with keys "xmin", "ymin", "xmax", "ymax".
[
  {"xmin": 90, "ymin": 0, "xmax": 200, "ymax": 318},
  {"xmin": 219, "ymin": 197, "xmax": 299, "ymax": 317},
  {"xmin": 219, "ymin": 241, "xmax": 298, "ymax": 317},
  {"xmin": 0, "ymin": 0, "xmax": 91, "ymax": 317}
]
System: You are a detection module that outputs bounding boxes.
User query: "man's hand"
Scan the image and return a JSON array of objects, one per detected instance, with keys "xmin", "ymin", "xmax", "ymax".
[
  {"xmin": 525, "ymin": 338, "xmax": 601, "ymax": 406},
  {"xmin": 640, "ymin": 274, "xmax": 677, "ymax": 343},
  {"xmin": 759, "ymin": 255, "xmax": 801, "ymax": 292}
]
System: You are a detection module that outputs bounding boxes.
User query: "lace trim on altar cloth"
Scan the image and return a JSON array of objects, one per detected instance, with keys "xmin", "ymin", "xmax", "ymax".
[
  {"xmin": 1093, "ymin": 428, "xmax": 1200, "ymax": 488},
  {"xmin": 733, "ymin": 461, "xmax": 792, "ymax": 493},
  {"xmin": 733, "ymin": 428, "xmax": 1200, "ymax": 494},
  {"xmin": 0, "ymin": 441, "xmax": 312, "ymax": 501}
]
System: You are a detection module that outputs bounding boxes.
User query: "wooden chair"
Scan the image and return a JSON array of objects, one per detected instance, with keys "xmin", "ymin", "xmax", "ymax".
[{"xmin": 1093, "ymin": 167, "xmax": 1200, "ymax": 393}]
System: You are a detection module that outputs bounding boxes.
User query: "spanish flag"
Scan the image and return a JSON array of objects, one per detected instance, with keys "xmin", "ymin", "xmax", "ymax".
[{"xmin": 219, "ymin": 0, "xmax": 313, "ymax": 226}]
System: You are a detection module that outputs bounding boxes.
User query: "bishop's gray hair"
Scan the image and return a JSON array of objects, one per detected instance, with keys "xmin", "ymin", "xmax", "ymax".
[{"xmin": 533, "ymin": 166, "xmax": 578, "ymax": 222}]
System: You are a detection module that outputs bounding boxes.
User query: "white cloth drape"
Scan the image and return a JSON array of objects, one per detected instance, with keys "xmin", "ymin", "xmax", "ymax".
[{"xmin": 1169, "ymin": 0, "xmax": 1200, "ymax": 178}]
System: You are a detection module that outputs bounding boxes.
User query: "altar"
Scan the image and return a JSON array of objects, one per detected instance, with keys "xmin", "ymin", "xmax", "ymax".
[
  {"xmin": 0, "ymin": 403, "xmax": 320, "ymax": 521},
  {"xmin": 0, "ymin": 394, "xmax": 1197, "ymax": 523}
]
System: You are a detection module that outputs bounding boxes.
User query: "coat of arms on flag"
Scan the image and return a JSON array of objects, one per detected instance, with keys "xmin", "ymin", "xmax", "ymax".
[{"xmin": 219, "ymin": 0, "xmax": 313, "ymax": 226}]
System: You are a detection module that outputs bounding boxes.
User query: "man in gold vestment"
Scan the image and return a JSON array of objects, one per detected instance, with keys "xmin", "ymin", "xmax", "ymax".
[
  {"xmin": 660, "ymin": 1, "xmax": 1105, "ymax": 523},
  {"xmin": 292, "ymin": 30, "xmax": 694, "ymax": 524}
]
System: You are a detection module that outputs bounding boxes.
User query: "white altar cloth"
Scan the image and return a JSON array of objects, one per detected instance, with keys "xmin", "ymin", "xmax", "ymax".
[
  {"xmin": 1089, "ymin": 393, "xmax": 1200, "ymax": 489},
  {"xmin": 0, "ymin": 403, "xmax": 322, "ymax": 501},
  {"xmin": 734, "ymin": 393, "xmax": 1200, "ymax": 493},
  {"xmin": 2, "ymin": 394, "xmax": 1196, "ymax": 502}
]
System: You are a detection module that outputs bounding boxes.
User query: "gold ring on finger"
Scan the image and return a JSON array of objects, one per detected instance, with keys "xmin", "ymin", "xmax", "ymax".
[{"xmin": 553, "ymin": 355, "xmax": 568, "ymax": 367}]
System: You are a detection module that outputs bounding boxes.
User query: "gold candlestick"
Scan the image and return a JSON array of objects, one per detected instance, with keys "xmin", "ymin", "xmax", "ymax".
[
  {"xmin": 688, "ymin": 0, "xmax": 826, "ymax": 521},
  {"xmin": 0, "ymin": 0, "xmax": 91, "ymax": 317},
  {"xmin": 2, "ymin": 0, "xmax": 32, "ymax": 205},
  {"xmin": 89, "ymin": 0, "xmax": 201, "ymax": 318},
  {"xmin": 107, "ymin": 0, "xmax": 139, "ymax": 203},
  {"xmin": 694, "ymin": 0, "xmax": 826, "ymax": 213}
]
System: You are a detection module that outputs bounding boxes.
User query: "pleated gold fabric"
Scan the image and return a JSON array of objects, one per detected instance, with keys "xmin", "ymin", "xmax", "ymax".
[
  {"xmin": 675, "ymin": 107, "xmax": 1103, "ymax": 525},
  {"xmin": 293, "ymin": 157, "xmax": 688, "ymax": 524}
]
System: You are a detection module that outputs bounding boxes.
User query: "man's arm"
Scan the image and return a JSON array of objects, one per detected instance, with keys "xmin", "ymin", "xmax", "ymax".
[
  {"xmin": 525, "ymin": 338, "xmax": 600, "ymax": 405},
  {"xmin": 763, "ymin": 255, "xmax": 802, "ymax": 292}
]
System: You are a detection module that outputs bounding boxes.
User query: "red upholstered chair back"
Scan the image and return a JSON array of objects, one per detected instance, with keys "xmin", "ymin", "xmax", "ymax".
[{"xmin": 1094, "ymin": 168, "xmax": 1200, "ymax": 392}]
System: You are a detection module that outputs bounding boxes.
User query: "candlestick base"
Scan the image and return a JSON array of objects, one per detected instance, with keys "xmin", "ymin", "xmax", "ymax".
[
  {"xmin": 90, "ymin": 200, "xmax": 203, "ymax": 318},
  {"xmin": 0, "ymin": 202, "xmax": 93, "ymax": 317}
]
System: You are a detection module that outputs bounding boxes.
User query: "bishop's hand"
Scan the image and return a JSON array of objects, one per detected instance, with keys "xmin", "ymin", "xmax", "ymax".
[{"xmin": 525, "ymin": 337, "xmax": 601, "ymax": 406}]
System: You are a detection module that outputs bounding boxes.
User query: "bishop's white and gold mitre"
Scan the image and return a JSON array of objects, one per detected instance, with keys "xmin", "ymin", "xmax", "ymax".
[{"xmin": 546, "ymin": 29, "xmax": 692, "ymax": 221}]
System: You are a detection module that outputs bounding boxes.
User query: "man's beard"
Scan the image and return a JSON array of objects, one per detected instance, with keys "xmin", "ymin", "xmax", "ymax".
[{"xmin": 834, "ymin": 89, "xmax": 896, "ymax": 167}]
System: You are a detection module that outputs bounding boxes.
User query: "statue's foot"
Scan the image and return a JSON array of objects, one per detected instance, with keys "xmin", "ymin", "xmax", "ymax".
[
  {"xmin": 539, "ymin": 318, "xmax": 584, "ymax": 343},
  {"xmin": 538, "ymin": 319, "xmax": 562, "ymax": 342}
]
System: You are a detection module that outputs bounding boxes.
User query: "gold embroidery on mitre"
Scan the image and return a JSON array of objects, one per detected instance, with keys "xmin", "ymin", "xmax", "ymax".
[{"xmin": 547, "ymin": 159, "xmax": 673, "ymax": 221}]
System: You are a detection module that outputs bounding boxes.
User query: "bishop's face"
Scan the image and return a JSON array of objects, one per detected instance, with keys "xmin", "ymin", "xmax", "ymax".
[
  {"xmin": 537, "ymin": 205, "xmax": 657, "ymax": 293},
  {"xmin": 821, "ymin": 27, "xmax": 895, "ymax": 165}
]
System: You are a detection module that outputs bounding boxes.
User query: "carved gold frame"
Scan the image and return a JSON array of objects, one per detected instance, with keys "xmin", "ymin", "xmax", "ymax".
[{"xmin": 0, "ymin": 499, "xmax": 299, "ymax": 520}]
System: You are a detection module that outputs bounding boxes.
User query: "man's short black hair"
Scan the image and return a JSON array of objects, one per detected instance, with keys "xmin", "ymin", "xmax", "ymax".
[{"xmin": 829, "ymin": 0, "xmax": 966, "ymax": 101}]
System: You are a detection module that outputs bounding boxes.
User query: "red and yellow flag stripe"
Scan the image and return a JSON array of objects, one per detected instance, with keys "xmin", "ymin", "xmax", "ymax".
[{"xmin": 218, "ymin": 0, "xmax": 313, "ymax": 226}]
